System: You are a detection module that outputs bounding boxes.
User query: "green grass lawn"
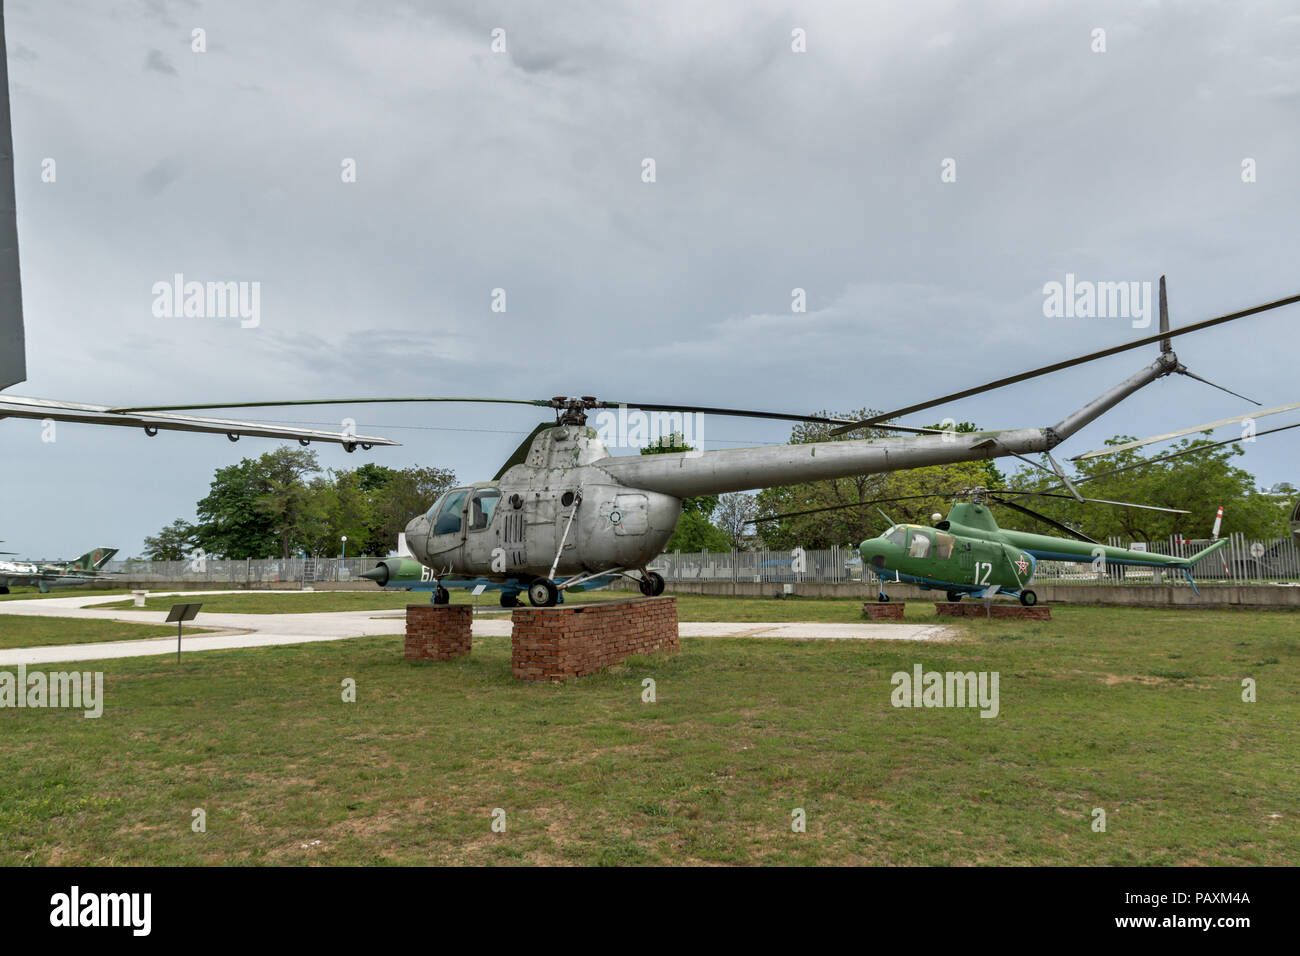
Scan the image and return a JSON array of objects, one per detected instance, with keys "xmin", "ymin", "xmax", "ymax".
[
  {"xmin": 0, "ymin": 604, "xmax": 1295, "ymax": 865},
  {"xmin": 0, "ymin": 617, "xmax": 205, "ymax": 650}
]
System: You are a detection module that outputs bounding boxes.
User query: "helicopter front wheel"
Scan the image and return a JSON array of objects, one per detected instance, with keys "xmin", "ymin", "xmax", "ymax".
[
  {"xmin": 1019, "ymin": 589, "xmax": 1037, "ymax": 607},
  {"xmin": 500, "ymin": 591, "xmax": 521, "ymax": 608},
  {"xmin": 946, "ymin": 591, "xmax": 963, "ymax": 602},
  {"xmin": 432, "ymin": 586, "xmax": 450, "ymax": 605},
  {"xmin": 528, "ymin": 578, "xmax": 559, "ymax": 607},
  {"xmin": 878, "ymin": 594, "xmax": 890, "ymax": 603}
]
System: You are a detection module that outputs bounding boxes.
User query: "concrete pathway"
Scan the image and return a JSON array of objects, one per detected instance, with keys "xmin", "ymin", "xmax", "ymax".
[{"xmin": 0, "ymin": 592, "xmax": 951, "ymax": 666}]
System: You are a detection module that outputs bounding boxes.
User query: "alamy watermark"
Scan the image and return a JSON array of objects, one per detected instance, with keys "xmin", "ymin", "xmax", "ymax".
[
  {"xmin": 891, "ymin": 664, "xmax": 1000, "ymax": 718},
  {"xmin": 50, "ymin": 886, "xmax": 150, "ymax": 936},
  {"xmin": 593, "ymin": 405, "xmax": 705, "ymax": 457},
  {"xmin": 152, "ymin": 273, "xmax": 260, "ymax": 328},
  {"xmin": 0, "ymin": 665, "xmax": 103, "ymax": 718},
  {"xmin": 1042, "ymin": 273, "xmax": 1152, "ymax": 328}
]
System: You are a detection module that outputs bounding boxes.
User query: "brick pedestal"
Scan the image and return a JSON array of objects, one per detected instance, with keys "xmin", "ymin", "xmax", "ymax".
[
  {"xmin": 511, "ymin": 596, "xmax": 679, "ymax": 681},
  {"xmin": 934, "ymin": 602, "xmax": 1052, "ymax": 621},
  {"xmin": 404, "ymin": 604, "xmax": 474, "ymax": 661},
  {"xmin": 862, "ymin": 602, "xmax": 906, "ymax": 620}
]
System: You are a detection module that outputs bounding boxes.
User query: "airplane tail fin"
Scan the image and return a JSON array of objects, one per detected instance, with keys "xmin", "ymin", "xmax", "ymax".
[
  {"xmin": 0, "ymin": 1, "xmax": 25, "ymax": 392},
  {"xmin": 72, "ymin": 547, "xmax": 118, "ymax": 571}
]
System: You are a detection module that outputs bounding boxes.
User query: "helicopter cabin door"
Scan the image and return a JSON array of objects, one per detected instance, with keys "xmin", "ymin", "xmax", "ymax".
[{"xmin": 425, "ymin": 488, "xmax": 471, "ymax": 568}]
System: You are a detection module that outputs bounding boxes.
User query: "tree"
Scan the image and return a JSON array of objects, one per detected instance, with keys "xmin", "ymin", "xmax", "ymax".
[
  {"xmin": 998, "ymin": 435, "xmax": 1288, "ymax": 542},
  {"xmin": 715, "ymin": 492, "xmax": 758, "ymax": 548},
  {"xmin": 253, "ymin": 448, "xmax": 327, "ymax": 559},
  {"xmin": 640, "ymin": 431, "xmax": 732, "ymax": 551},
  {"xmin": 369, "ymin": 465, "xmax": 457, "ymax": 552},
  {"xmin": 142, "ymin": 519, "xmax": 198, "ymax": 561},
  {"xmin": 183, "ymin": 453, "xmax": 456, "ymax": 560},
  {"xmin": 194, "ymin": 458, "xmax": 282, "ymax": 558}
]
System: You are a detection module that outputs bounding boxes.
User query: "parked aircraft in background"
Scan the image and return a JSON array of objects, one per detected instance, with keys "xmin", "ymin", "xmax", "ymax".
[{"xmin": 0, "ymin": 546, "xmax": 118, "ymax": 593}]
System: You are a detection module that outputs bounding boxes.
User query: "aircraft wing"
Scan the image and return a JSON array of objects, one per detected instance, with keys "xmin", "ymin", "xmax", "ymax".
[{"xmin": 0, "ymin": 395, "xmax": 399, "ymax": 449}]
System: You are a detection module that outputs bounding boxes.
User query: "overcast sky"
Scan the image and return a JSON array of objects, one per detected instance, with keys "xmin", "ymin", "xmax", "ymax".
[{"xmin": 2, "ymin": 0, "xmax": 1298, "ymax": 559}]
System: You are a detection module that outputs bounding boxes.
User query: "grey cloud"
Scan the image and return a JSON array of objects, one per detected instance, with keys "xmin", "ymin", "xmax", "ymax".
[
  {"xmin": 144, "ymin": 48, "xmax": 177, "ymax": 75},
  {"xmin": 138, "ymin": 158, "xmax": 183, "ymax": 195}
]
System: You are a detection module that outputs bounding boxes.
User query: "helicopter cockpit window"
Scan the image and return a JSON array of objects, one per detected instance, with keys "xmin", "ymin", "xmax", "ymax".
[
  {"xmin": 469, "ymin": 489, "xmax": 501, "ymax": 531},
  {"xmin": 907, "ymin": 529, "xmax": 933, "ymax": 559},
  {"xmin": 433, "ymin": 489, "xmax": 470, "ymax": 536},
  {"xmin": 935, "ymin": 532, "xmax": 956, "ymax": 560},
  {"xmin": 885, "ymin": 527, "xmax": 907, "ymax": 547}
]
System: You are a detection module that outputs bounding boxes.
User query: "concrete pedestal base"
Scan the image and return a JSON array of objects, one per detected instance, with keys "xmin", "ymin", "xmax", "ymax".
[
  {"xmin": 404, "ymin": 604, "xmax": 473, "ymax": 661},
  {"xmin": 861, "ymin": 602, "xmax": 906, "ymax": 620},
  {"xmin": 935, "ymin": 602, "xmax": 1052, "ymax": 621},
  {"xmin": 511, "ymin": 596, "xmax": 678, "ymax": 681}
]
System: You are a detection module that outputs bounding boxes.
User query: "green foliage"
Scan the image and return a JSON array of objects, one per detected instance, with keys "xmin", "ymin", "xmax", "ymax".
[
  {"xmin": 641, "ymin": 431, "xmax": 732, "ymax": 551},
  {"xmin": 755, "ymin": 411, "xmax": 999, "ymax": 549},
  {"xmin": 194, "ymin": 457, "xmax": 283, "ymax": 559},
  {"xmin": 140, "ymin": 519, "xmax": 198, "ymax": 561},
  {"xmin": 184, "ymin": 450, "xmax": 456, "ymax": 559},
  {"xmin": 252, "ymin": 448, "xmax": 326, "ymax": 560},
  {"xmin": 1000, "ymin": 435, "xmax": 1289, "ymax": 542}
]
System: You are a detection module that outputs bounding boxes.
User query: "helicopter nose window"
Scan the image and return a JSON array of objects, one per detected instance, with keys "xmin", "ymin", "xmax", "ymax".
[
  {"xmin": 885, "ymin": 527, "xmax": 907, "ymax": 547},
  {"xmin": 469, "ymin": 489, "xmax": 501, "ymax": 531},
  {"xmin": 433, "ymin": 488, "xmax": 470, "ymax": 536},
  {"xmin": 907, "ymin": 529, "xmax": 933, "ymax": 558}
]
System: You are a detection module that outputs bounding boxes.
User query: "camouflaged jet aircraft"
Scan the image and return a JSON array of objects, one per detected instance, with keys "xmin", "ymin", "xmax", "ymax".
[{"xmin": 0, "ymin": 546, "xmax": 118, "ymax": 593}]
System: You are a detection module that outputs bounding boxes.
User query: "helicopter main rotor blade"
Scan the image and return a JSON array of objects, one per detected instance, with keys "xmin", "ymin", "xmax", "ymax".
[
  {"xmin": 1072, "ymin": 402, "xmax": 1300, "ymax": 460},
  {"xmin": 111, "ymin": 397, "xmax": 553, "ymax": 413},
  {"xmin": 988, "ymin": 496, "xmax": 1100, "ymax": 544},
  {"xmin": 1003, "ymin": 490, "xmax": 1189, "ymax": 514},
  {"xmin": 609, "ymin": 401, "xmax": 945, "ymax": 434},
  {"xmin": 829, "ymin": 286, "xmax": 1300, "ymax": 435},
  {"xmin": 114, "ymin": 395, "xmax": 944, "ymax": 434}
]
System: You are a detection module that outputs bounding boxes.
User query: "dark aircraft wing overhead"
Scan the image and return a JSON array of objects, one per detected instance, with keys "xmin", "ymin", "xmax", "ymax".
[
  {"xmin": 0, "ymin": 395, "xmax": 398, "ymax": 448},
  {"xmin": 0, "ymin": 4, "xmax": 25, "ymax": 392}
]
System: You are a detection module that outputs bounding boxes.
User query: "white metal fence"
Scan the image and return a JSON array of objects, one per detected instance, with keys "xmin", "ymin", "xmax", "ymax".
[{"xmin": 101, "ymin": 532, "xmax": 1299, "ymax": 587}]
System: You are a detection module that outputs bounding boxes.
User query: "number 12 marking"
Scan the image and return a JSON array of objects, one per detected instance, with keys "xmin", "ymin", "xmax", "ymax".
[{"xmin": 973, "ymin": 562, "xmax": 992, "ymax": 585}]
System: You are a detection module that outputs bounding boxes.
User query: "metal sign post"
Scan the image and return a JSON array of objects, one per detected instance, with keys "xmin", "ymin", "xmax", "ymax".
[{"xmin": 166, "ymin": 602, "xmax": 202, "ymax": 663}]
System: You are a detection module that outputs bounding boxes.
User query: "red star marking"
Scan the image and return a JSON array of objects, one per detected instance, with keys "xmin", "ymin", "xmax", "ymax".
[{"xmin": 1015, "ymin": 559, "xmax": 1029, "ymax": 574}]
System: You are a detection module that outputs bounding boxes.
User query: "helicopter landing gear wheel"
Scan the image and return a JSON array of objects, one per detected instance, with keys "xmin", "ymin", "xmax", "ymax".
[
  {"xmin": 1019, "ymin": 589, "xmax": 1037, "ymax": 607},
  {"xmin": 500, "ymin": 591, "xmax": 521, "ymax": 608},
  {"xmin": 638, "ymin": 571, "xmax": 665, "ymax": 597},
  {"xmin": 946, "ymin": 591, "xmax": 963, "ymax": 602},
  {"xmin": 878, "ymin": 594, "xmax": 890, "ymax": 603},
  {"xmin": 433, "ymin": 586, "xmax": 450, "ymax": 605},
  {"xmin": 528, "ymin": 578, "xmax": 559, "ymax": 607}
]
